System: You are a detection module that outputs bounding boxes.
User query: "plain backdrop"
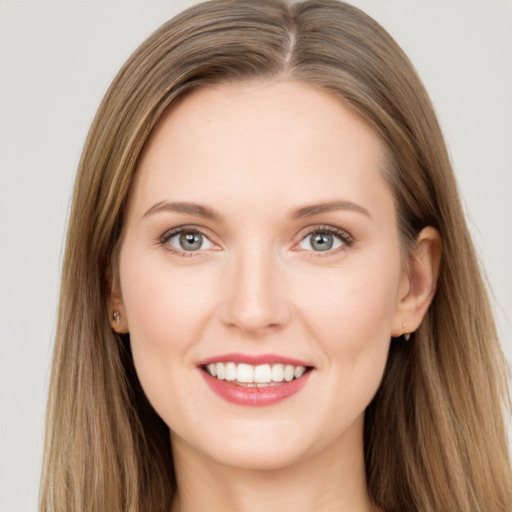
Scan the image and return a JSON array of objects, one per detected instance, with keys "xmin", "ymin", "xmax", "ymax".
[{"xmin": 1, "ymin": 1, "xmax": 511, "ymax": 510}]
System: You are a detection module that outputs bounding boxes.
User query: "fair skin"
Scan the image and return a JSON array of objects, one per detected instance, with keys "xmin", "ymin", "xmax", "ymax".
[{"xmin": 110, "ymin": 80, "xmax": 440, "ymax": 512}]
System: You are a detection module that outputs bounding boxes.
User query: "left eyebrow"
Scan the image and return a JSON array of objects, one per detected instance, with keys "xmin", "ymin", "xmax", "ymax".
[{"xmin": 291, "ymin": 200, "xmax": 372, "ymax": 220}]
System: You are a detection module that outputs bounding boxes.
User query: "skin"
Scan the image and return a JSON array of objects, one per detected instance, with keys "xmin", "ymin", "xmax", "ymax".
[{"xmin": 110, "ymin": 80, "xmax": 441, "ymax": 512}]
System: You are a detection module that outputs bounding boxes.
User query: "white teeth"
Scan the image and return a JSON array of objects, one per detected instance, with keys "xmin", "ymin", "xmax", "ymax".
[
  {"xmin": 294, "ymin": 366, "xmax": 306, "ymax": 378},
  {"xmin": 271, "ymin": 364, "xmax": 284, "ymax": 382},
  {"xmin": 216, "ymin": 362, "xmax": 225, "ymax": 380},
  {"xmin": 237, "ymin": 363, "xmax": 254, "ymax": 383},
  {"xmin": 207, "ymin": 363, "xmax": 217, "ymax": 377},
  {"xmin": 225, "ymin": 362, "xmax": 237, "ymax": 381},
  {"xmin": 253, "ymin": 364, "xmax": 272, "ymax": 383},
  {"xmin": 284, "ymin": 365, "xmax": 295, "ymax": 382},
  {"xmin": 205, "ymin": 362, "xmax": 308, "ymax": 385}
]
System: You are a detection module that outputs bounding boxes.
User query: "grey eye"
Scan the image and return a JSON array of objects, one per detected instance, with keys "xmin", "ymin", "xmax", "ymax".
[
  {"xmin": 298, "ymin": 231, "xmax": 343, "ymax": 252},
  {"xmin": 310, "ymin": 232, "xmax": 333, "ymax": 251},
  {"xmin": 180, "ymin": 232, "xmax": 203, "ymax": 251},
  {"xmin": 167, "ymin": 231, "xmax": 213, "ymax": 252}
]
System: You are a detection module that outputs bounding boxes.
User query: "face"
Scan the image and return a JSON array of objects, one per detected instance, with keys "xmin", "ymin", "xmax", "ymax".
[{"xmin": 115, "ymin": 80, "xmax": 410, "ymax": 471}]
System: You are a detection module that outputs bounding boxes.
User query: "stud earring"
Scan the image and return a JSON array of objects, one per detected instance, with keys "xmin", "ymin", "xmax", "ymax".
[{"xmin": 112, "ymin": 310, "xmax": 120, "ymax": 325}]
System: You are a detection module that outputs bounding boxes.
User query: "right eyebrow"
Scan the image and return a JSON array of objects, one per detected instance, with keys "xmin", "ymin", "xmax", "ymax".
[
  {"xmin": 291, "ymin": 200, "xmax": 372, "ymax": 220},
  {"xmin": 142, "ymin": 201, "xmax": 222, "ymax": 221}
]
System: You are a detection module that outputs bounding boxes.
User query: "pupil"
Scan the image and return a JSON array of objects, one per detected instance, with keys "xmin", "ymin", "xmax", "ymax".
[
  {"xmin": 312, "ymin": 232, "xmax": 333, "ymax": 251},
  {"xmin": 180, "ymin": 232, "xmax": 202, "ymax": 251}
]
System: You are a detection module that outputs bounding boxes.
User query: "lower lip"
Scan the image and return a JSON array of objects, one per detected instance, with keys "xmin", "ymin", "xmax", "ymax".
[{"xmin": 200, "ymin": 369, "xmax": 311, "ymax": 407}]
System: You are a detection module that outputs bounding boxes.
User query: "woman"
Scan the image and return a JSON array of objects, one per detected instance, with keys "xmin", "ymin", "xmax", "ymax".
[{"xmin": 40, "ymin": 1, "xmax": 512, "ymax": 511}]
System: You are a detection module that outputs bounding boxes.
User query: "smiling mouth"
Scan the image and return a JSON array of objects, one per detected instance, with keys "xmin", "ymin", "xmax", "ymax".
[{"xmin": 202, "ymin": 362, "xmax": 311, "ymax": 387}]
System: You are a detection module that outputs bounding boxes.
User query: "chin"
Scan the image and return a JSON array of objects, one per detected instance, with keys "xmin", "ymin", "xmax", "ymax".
[
  {"xmin": 170, "ymin": 416, "xmax": 312, "ymax": 470},
  {"xmin": 171, "ymin": 410, "xmax": 363, "ymax": 473},
  {"xmin": 206, "ymin": 440, "xmax": 309, "ymax": 472}
]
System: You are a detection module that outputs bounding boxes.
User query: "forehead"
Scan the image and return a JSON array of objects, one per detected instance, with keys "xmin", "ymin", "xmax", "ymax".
[{"xmin": 131, "ymin": 80, "xmax": 392, "ymax": 218}]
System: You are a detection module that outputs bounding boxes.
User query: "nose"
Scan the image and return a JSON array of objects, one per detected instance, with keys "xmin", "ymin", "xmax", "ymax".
[{"xmin": 220, "ymin": 247, "xmax": 291, "ymax": 335}]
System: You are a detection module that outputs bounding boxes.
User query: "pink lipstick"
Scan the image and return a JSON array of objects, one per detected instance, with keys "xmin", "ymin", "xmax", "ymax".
[{"xmin": 197, "ymin": 353, "xmax": 313, "ymax": 407}]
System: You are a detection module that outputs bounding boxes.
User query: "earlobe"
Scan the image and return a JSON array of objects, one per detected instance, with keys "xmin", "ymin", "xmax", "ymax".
[
  {"xmin": 106, "ymin": 269, "xmax": 129, "ymax": 334},
  {"xmin": 392, "ymin": 226, "xmax": 442, "ymax": 337}
]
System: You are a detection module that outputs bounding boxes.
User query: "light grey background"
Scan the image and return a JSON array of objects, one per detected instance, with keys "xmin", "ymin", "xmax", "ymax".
[{"xmin": 1, "ymin": 1, "xmax": 511, "ymax": 511}]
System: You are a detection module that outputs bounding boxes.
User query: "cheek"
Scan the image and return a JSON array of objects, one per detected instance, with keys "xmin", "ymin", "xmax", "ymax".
[
  {"xmin": 295, "ymin": 251, "xmax": 401, "ymax": 369},
  {"xmin": 121, "ymin": 248, "xmax": 215, "ymax": 336},
  {"xmin": 119, "ymin": 257, "xmax": 225, "ymax": 430},
  {"xmin": 118, "ymin": 251, "xmax": 219, "ymax": 400},
  {"xmin": 304, "ymin": 258, "xmax": 400, "ymax": 422}
]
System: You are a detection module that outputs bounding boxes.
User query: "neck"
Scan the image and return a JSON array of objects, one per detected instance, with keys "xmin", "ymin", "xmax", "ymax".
[{"xmin": 170, "ymin": 418, "xmax": 378, "ymax": 512}]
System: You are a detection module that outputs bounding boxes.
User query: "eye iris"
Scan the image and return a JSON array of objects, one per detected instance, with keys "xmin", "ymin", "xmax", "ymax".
[
  {"xmin": 179, "ymin": 232, "xmax": 202, "ymax": 251},
  {"xmin": 311, "ymin": 232, "xmax": 333, "ymax": 251}
]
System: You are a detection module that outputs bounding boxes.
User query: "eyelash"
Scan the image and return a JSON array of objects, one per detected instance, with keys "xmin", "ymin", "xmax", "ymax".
[
  {"xmin": 297, "ymin": 225, "xmax": 354, "ymax": 256},
  {"xmin": 158, "ymin": 224, "xmax": 354, "ymax": 257},
  {"xmin": 158, "ymin": 226, "xmax": 214, "ymax": 257}
]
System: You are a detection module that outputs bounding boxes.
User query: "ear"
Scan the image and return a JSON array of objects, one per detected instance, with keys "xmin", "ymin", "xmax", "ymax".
[
  {"xmin": 106, "ymin": 268, "xmax": 129, "ymax": 334},
  {"xmin": 391, "ymin": 226, "xmax": 442, "ymax": 337}
]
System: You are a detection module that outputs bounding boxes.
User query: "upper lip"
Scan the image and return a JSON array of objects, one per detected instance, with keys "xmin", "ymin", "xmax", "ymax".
[{"xmin": 197, "ymin": 352, "xmax": 313, "ymax": 367}]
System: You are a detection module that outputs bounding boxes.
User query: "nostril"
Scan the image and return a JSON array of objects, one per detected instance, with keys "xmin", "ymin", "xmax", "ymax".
[{"xmin": 221, "ymin": 297, "xmax": 292, "ymax": 334}]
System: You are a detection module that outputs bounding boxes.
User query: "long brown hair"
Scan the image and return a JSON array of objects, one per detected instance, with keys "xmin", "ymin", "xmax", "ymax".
[{"xmin": 40, "ymin": 1, "xmax": 512, "ymax": 510}]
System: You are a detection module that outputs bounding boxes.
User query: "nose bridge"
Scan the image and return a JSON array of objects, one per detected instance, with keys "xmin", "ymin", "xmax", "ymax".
[{"xmin": 221, "ymin": 242, "xmax": 289, "ymax": 333}]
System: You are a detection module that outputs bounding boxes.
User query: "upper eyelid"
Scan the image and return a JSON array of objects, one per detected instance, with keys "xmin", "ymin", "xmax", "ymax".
[
  {"xmin": 296, "ymin": 224, "xmax": 353, "ymax": 242},
  {"xmin": 160, "ymin": 225, "xmax": 214, "ymax": 241}
]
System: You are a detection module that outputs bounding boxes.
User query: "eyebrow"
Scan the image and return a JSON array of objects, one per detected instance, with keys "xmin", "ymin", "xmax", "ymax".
[
  {"xmin": 142, "ymin": 199, "xmax": 371, "ymax": 222},
  {"xmin": 143, "ymin": 201, "xmax": 222, "ymax": 220},
  {"xmin": 291, "ymin": 200, "xmax": 371, "ymax": 220}
]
